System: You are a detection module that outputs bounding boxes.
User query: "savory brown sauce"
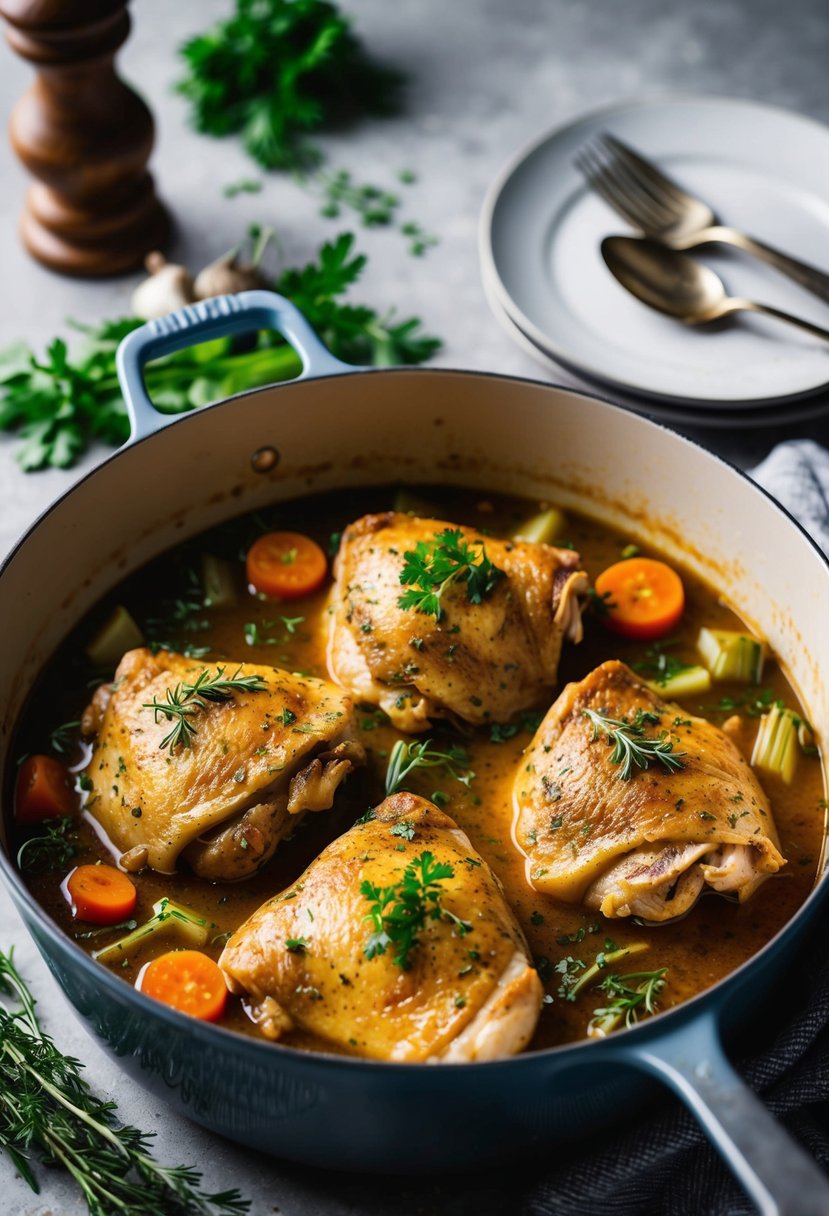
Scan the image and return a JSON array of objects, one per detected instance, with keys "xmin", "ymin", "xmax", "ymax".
[{"xmin": 10, "ymin": 485, "xmax": 826, "ymax": 1052}]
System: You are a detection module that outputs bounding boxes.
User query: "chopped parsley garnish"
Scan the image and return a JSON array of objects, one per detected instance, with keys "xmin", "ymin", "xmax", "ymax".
[
  {"xmin": 700, "ymin": 687, "xmax": 782, "ymax": 718},
  {"xmin": 285, "ymin": 937, "xmax": 309, "ymax": 954},
  {"xmin": 632, "ymin": 640, "xmax": 696, "ymax": 687},
  {"xmin": 397, "ymin": 528, "xmax": 505, "ymax": 620},
  {"xmin": 390, "ymin": 820, "xmax": 416, "ymax": 841}
]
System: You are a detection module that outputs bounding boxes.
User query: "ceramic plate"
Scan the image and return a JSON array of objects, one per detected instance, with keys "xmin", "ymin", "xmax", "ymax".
[
  {"xmin": 481, "ymin": 272, "xmax": 829, "ymax": 429},
  {"xmin": 480, "ymin": 97, "xmax": 829, "ymax": 408}
]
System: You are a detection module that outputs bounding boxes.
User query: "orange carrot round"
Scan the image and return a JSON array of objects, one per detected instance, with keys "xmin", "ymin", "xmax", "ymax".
[
  {"xmin": 66, "ymin": 864, "xmax": 137, "ymax": 925},
  {"xmin": 594, "ymin": 557, "xmax": 685, "ymax": 641},
  {"xmin": 15, "ymin": 754, "xmax": 76, "ymax": 824},
  {"xmin": 246, "ymin": 530, "xmax": 327, "ymax": 599},
  {"xmin": 139, "ymin": 950, "xmax": 228, "ymax": 1022}
]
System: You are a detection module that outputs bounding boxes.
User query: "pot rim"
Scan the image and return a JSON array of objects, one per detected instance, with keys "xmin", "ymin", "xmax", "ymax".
[{"xmin": 2, "ymin": 365, "xmax": 827, "ymax": 1075}]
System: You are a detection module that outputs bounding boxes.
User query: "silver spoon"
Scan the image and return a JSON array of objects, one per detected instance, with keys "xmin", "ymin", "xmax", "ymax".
[{"xmin": 601, "ymin": 236, "xmax": 829, "ymax": 343}]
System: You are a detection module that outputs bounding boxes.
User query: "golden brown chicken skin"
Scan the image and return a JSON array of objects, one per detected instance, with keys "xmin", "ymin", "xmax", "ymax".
[
  {"xmin": 513, "ymin": 660, "xmax": 785, "ymax": 921},
  {"xmin": 220, "ymin": 793, "xmax": 543, "ymax": 1061},
  {"xmin": 327, "ymin": 512, "xmax": 588, "ymax": 731},
  {"xmin": 81, "ymin": 649, "xmax": 364, "ymax": 880}
]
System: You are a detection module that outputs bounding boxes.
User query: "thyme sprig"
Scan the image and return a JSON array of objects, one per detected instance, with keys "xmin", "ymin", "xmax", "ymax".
[
  {"xmin": 588, "ymin": 969, "xmax": 668, "ymax": 1037},
  {"xmin": 144, "ymin": 665, "xmax": 267, "ymax": 751},
  {"xmin": 398, "ymin": 528, "xmax": 505, "ymax": 621},
  {"xmin": 0, "ymin": 950, "xmax": 249, "ymax": 1215},
  {"xmin": 582, "ymin": 707, "xmax": 686, "ymax": 781},
  {"xmin": 361, "ymin": 850, "xmax": 470, "ymax": 970},
  {"xmin": 385, "ymin": 738, "xmax": 475, "ymax": 796}
]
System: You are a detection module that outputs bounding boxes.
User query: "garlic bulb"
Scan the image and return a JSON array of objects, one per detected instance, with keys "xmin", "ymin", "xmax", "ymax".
[
  {"xmin": 131, "ymin": 252, "xmax": 196, "ymax": 320},
  {"xmin": 193, "ymin": 251, "xmax": 268, "ymax": 301}
]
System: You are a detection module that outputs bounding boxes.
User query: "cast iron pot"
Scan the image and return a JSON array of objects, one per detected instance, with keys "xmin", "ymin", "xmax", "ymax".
[{"xmin": 1, "ymin": 292, "xmax": 828, "ymax": 1215}]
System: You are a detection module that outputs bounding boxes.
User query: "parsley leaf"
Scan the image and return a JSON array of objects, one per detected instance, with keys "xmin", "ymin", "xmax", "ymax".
[
  {"xmin": 361, "ymin": 850, "xmax": 470, "ymax": 969},
  {"xmin": 398, "ymin": 528, "xmax": 505, "ymax": 620},
  {"xmin": 0, "ymin": 233, "xmax": 440, "ymax": 470}
]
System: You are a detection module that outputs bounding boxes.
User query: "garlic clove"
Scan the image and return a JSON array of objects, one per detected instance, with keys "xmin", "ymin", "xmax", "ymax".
[
  {"xmin": 193, "ymin": 251, "xmax": 268, "ymax": 301},
  {"xmin": 131, "ymin": 253, "xmax": 196, "ymax": 320}
]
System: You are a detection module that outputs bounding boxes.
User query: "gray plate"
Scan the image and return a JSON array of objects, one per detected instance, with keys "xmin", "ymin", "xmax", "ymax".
[
  {"xmin": 480, "ymin": 96, "xmax": 829, "ymax": 408},
  {"xmin": 481, "ymin": 268, "xmax": 829, "ymax": 428}
]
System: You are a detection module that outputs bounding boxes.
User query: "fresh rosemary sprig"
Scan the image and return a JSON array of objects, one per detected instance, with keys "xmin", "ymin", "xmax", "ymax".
[
  {"xmin": 361, "ymin": 850, "xmax": 471, "ymax": 970},
  {"xmin": 582, "ymin": 707, "xmax": 686, "ymax": 780},
  {"xmin": 588, "ymin": 968, "xmax": 668, "ymax": 1037},
  {"xmin": 398, "ymin": 528, "xmax": 505, "ymax": 621},
  {"xmin": 0, "ymin": 950, "xmax": 250, "ymax": 1215},
  {"xmin": 144, "ymin": 665, "xmax": 267, "ymax": 751},
  {"xmin": 385, "ymin": 738, "xmax": 475, "ymax": 796}
]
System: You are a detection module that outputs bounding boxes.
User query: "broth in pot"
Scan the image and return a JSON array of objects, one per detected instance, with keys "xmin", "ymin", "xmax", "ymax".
[{"xmin": 10, "ymin": 485, "xmax": 825, "ymax": 1059}]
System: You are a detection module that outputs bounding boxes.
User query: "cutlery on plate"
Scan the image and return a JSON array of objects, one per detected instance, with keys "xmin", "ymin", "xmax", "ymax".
[
  {"xmin": 576, "ymin": 134, "xmax": 829, "ymax": 306},
  {"xmin": 601, "ymin": 235, "xmax": 829, "ymax": 342}
]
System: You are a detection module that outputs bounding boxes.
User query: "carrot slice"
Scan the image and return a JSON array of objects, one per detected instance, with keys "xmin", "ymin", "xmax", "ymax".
[
  {"xmin": 594, "ymin": 557, "xmax": 685, "ymax": 641},
  {"xmin": 15, "ymin": 754, "xmax": 76, "ymax": 824},
  {"xmin": 66, "ymin": 864, "xmax": 137, "ymax": 925},
  {"xmin": 139, "ymin": 950, "xmax": 228, "ymax": 1022},
  {"xmin": 246, "ymin": 531, "xmax": 328, "ymax": 599}
]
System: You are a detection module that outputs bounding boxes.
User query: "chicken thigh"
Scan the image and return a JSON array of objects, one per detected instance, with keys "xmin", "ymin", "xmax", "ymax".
[
  {"xmin": 81, "ymin": 649, "xmax": 364, "ymax": 879},
  {"xmin": 513, "ymin": 660, "xmax": 785, "ymax": 921},
  {"xmin": 220, "ymin": 792, "xmax": 542, "ymax": 1061},
  {"xmin": 327, "ymin": 512, "xmax": 588, "ymax": 730}
]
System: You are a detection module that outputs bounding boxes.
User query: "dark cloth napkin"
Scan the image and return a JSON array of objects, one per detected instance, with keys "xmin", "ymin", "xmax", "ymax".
[{"xmin": 519, "ymin": 441, "xmax": 829, "ymax": 1216}]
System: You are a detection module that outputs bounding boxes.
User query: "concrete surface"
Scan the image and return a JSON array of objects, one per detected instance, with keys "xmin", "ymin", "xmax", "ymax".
[{"xmin": 1, "ymin": 1, "xmax": 829, "ymax": 1212}]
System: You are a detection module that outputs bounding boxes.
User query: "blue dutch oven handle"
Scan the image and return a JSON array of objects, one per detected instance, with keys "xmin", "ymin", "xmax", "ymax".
[
  {"xmin": 603, "ymin": 1006, "xmax": 829, "ymax": 1215},
  {"xmin": 116, "ymin": 290, "xmax": 355, "ymax": 443}
]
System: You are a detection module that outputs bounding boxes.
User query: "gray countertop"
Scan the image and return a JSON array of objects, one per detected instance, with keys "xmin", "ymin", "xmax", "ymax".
[{"xmin": 2, "ymin": 1, "xmax": 829, "ymax": 1212}]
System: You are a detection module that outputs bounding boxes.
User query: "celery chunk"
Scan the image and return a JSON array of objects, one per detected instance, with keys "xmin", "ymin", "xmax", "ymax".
[
  {"xmin": 511, "ymin": 507, "xmax": 567, "ymax": 545},
  {"xmin": 643, "ymin": 665, "xmax": 711, "ymax": 698},
  {"xmin": 751, "ymin": 704, "xmax": 799, "ymax": 784},
  {"xmin": 392, "ymin": 488, "xmax": 443, "ymax": 518},
  {"xmin": 697, "ymin": 627, "xmax": 765, "ymax": 683},
  {"xmin": 201, "ymin": 553, "xmax": 238, "ymax": 609},
  {"xmin": 93, "ymin": 897, "xmax": 209, "ymax": 964},
  {"xmin": 86, "ymin": 606, "xmax": 145, "ymax": 669}
]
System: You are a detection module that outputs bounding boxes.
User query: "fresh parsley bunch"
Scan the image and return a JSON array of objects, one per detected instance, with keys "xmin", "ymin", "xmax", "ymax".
[
  {"xmin": 176, "ymin": 0, "xmax": 402, "ymax": 171},
  {"xmin": 0, "ymin": 233, "xmax": 440, "ymax": 471}
]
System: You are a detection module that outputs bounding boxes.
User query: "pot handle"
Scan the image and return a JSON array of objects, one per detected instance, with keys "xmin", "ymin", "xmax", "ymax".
[
  {"xmin": 116, "ymin": 289, "xmax": 354, "ymax": 442},
  {"xmin": 607, "ymin": 1008, "xmax": 829, "ymax": 1215}
]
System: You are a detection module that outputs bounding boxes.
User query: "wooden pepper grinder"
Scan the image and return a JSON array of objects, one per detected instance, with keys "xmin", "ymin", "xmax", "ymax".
[{"xmin": 0, "ymin": 0, "xmax": 169, "ymax": 276}]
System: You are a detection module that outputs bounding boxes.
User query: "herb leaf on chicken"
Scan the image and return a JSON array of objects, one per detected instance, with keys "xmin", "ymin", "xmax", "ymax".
[{"xmin": 398, "ymin": 529, "xmax": 506, "ymax": 621}]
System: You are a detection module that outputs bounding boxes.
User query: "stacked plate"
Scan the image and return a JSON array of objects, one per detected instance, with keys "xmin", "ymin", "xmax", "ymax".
[{"xmin": 479, "ymin": 97, "xmax": 829, "ymax": 427}]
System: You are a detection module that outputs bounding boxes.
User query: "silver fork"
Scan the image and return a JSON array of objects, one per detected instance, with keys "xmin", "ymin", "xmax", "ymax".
[{"xmin": 575, "ymin": 133, "xmax": 829, "ymax": 305}]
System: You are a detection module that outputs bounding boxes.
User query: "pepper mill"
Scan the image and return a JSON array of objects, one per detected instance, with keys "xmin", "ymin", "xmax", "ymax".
[{"xmin": 0, "ymin": 0, "xmax": 169, "ymax": 276}]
